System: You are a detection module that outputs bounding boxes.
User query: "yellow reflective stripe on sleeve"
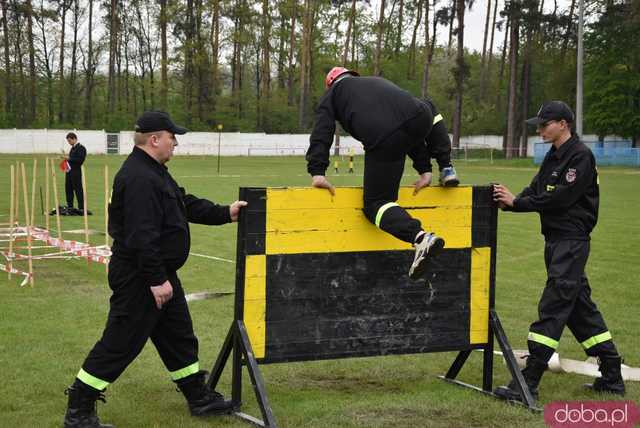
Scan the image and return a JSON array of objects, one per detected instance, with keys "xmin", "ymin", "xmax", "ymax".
[
  {"xmin": 433, "ymin": 114, "xmax": 443, "ymax": 125},
  {"xmin": 581, "ymin": 331, "xmax": 612, "ymax": 350},
  {"xmin": 528, "ymin": 332, "xmax": 559, "ymax": 349},
  {"xmin": 169, "ymin": 361, "xmax": 199, "ymax": 381},
  {"xmin": 375, "ymin": 202, "xmax": 399, "ymax": 227},
  {"xmin": 546, "ymin": 185, "xmax": 556, "ymax": 192},
  {"xmin": 77, "ymin": 369, "xmax": 110, "ymax": 390}
]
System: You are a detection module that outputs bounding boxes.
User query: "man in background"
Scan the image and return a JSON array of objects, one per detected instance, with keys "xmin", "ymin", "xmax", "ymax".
[{"xmin": 64, "ymin": 132, "xmax": 89, "ymax": 215}]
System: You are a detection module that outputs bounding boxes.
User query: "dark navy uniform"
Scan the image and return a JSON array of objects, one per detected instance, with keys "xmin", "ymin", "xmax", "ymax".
[
  {"xmin": 77, "ymin": 146, "xmax": 232, "ymax": 389},
  {"xmin": 306, "ymin": 76, "xmax": 452, "ymax": 244},
  {"xmin": 66, "ymin": 142, "xmax": 87, "ymax": 209},
  {"xmin": 509, "ymin": 134, "xmax": 618, "ymax": 362}
]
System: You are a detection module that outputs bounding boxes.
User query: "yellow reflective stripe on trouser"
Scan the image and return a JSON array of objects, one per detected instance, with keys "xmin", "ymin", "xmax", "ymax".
[
  {"xmin": 528, "ymin": 332, "xmax": 559, "ymax": 349},
  {"xmin": 375, "ymin": 202, "xmax": 399, "ymax": 228},
  {"xmin": 581, "ymin": 331, "xmax": 612, "ymax": 350},
  {"xmin": 433, "ymin": 114, "xmax": 443, "ymax": 125},
  {"xmin": 170, "ymin": 361, "xmax": 200, "ymax": 381},
  {"xmin": 77, "ymin": 369, "xmax": 110, "ymax": 391}
]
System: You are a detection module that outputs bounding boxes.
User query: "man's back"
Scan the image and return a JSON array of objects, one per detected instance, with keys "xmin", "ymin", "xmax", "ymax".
[{"xmin": 326, "ymin": 76, "xmax": 424, "ymax": 147}]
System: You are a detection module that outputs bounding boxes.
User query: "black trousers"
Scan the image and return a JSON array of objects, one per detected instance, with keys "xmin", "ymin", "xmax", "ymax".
[
  {"xmin": 362, "ymin": 108, "xmax": 432, "ymax": 244},
  {"xmin": 78, "ymin": 257, "xmax": 199, "ymax": 389},
  {"xmin": 65, "ymin": 169, "xmax": 84, "ymax": 209},
  {"xmin": 527, "ymin": 239, "xmax": 618, "ymax": 362}
]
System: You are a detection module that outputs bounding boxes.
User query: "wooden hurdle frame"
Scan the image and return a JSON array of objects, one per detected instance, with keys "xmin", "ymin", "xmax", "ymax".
[{"xmin": 207, "ymin": 186, "xmax": 536, "ymax": 428}]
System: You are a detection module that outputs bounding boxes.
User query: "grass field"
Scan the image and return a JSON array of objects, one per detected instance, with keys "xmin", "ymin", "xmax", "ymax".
[{"xmin": 1, "ymin": 153, "xmax": 638, "ymax": 428}]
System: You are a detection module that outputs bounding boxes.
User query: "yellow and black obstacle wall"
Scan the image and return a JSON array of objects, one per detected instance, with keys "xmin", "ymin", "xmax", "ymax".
[{"xmin": 208, "ymin": 186, "xmax": 533, "ymax": 427}]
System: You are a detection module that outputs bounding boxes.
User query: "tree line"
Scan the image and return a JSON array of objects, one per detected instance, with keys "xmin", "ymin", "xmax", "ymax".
[{"xmin": 1, "ymin": 0, "xmax": 638, "ymax": 154}]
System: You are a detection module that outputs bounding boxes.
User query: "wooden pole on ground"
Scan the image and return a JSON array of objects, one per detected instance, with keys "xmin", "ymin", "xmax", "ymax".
[
  {"xmin": 20, "ymin": 163, "xmax": 34, "ymax": 287},
  {"xmin": 81, "ymin": 165, "xmax": 89, "ymax": 249},
  {"xmin": 45, "ymin": 158, "xmax": 50, "ymax": 232},
  {"xmin": 30, "ymin": 159, "xmax": 37, "ymax": 227},
  {"xmin": 14, "ymin": 162, "xmax": 20, "ymax": 225},
  {"xmin": 8, "ymin": 165, "xmax": 15, "ymax": 279},
  {"xmin": 50, "ymin": 158, "xmax": 63, "ymax": 244}
]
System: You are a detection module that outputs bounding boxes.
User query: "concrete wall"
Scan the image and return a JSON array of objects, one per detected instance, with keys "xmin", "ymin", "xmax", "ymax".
[{"xmin": 0, "ymin": 129, "xmax": 626, "ymax": 157}]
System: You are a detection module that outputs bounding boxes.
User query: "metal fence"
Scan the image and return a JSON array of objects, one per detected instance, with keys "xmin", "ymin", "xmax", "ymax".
[{"xmin": 534, "ymin": 140, "xmax": 639, "ymax": 166}]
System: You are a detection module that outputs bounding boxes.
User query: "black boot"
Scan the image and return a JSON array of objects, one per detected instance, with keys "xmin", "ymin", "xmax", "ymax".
[
  {"xmin": 585, "ymin": 355, "xmax": 626, "ymax": 396},
  {"xmin": 176, "ymin": 370, "xmax": 234, "ymax": 416},
  {"xmin": 494, "ymin": 356, "xmax": 547, "ymax": 403},
  {"xmin": 63, "ymin": 382, "xmax": 114, "ymax": 428}
]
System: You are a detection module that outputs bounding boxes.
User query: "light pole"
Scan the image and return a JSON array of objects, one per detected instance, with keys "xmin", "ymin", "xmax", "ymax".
[{"xmin": 217, "ymin": 123, "xmax": 223, "ymax": 174}]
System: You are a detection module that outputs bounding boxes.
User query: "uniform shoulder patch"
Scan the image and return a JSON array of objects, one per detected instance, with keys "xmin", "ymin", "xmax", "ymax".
[{"xmin": 566, "ymin": 168, "xmax": 577, "ymax": 183}]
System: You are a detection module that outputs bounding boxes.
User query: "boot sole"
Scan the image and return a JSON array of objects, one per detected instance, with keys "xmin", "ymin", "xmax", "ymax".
[
  {"xmin": 441, "ymin": 178, "xmax": 460, "ymax": 187},
  {"xmin": 409, "ymin": 238, "xmax": 445, "ymax": 280},
  {"xmin": 583, "ymin": 384, "xmax": 626, "ymax": 396},
  {"xmin": 493, "ymin": 386, "xmax": 539, "ymax": 403}
]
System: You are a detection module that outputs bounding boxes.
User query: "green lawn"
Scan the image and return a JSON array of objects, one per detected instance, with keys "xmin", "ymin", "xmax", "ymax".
[{"xmin": 1, "ymin": 154, "xmax": 638, "ymax": 427}]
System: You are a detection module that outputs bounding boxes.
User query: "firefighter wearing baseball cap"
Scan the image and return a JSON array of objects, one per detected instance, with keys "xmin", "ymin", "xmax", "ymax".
[
  {"xmin": 492, "ymin": 101, "xmax": 625, "ymax": 403},
  {"xmin": 307, "ymin": 66, "xmax": 460, "ymax": 279},
  {"xmin": 63, "ymin": 111, "xmax": 247, "ymax": 427}
]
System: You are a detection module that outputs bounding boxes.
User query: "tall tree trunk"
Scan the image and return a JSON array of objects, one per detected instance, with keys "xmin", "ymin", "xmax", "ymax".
[
  {"xmin": 107, "ymin": 0, "xmax": 118, "ymax": 115},
  {"xmin": 58, "ymin": 0, "xmax": 67, "ymax": 123},
  {"xmin": 1, "ymin": 0, "xmax": 11, "ymax": 118},
  {"xmin": 25, "ymin": 0, "xmax": 36, "ymax": 123},
  {"xmin": 120, "ymin": 16, "xmax": 128, "ymax": 115},
  {"xmin": 14, "ymin": 3, "xmax": 26, "ymax": 126},
  {"xmin": 184, "ymin": 0, "xmax": 194, "ymax": 122},
  {"xmin": 194, "ymin": 0, "xmax": 205, "ymax": 122},
  {"xmin": 520, "ymin": 58, "xmax": 531, "ymax": 158},
  {"xmin": 447, "ymin": 0, "xmax": 456, "ymax": 52},
  {"xmin": 342, "ymin": 0, "xmax": 356, "ymax": 65},
  {"xmin": 451, "ymin": 0, "xmax": 465, "ymax": 148},
  {"xmin": 560, "ymin": 0, "xmax": 576, "ymax": 60},
  {"xmin": 373, "ymin": 0, "xmax": 385, "ymax": 76},
  {"xmin": 276, "ymin": 12, "xmax": 286, "ymax": 89},
  {"xmin": 68, "ymin": 0, "xmax": 79, "ymax": 124},
  {"xmin": 231, "ymin": 0, "xmax": 244, "ymax": 119},
  {"xmin": 496, "ymin": 14, "xmax": 510, "ymax": 110},
  {"xmin": 37, "ymin": 3, "xmax": 54, "ymax": 126},
  {"xmin": 478, "ymin": 0, "xmax": 491, "ymax": 98},
  {"xmin": 260, "ymin": 0, "xmax": 271, "ymax": 130},
  {"xmin": 505, "ymin": 15, "xmax": 519, "ymax": 159},
  {"xmin": 147, "ymin": 7, "xmax": 156, "ymax": 111},
  {"xmin": 480, "ymin": 0, "xmax": 491, "ymax": 68},
  {"xmin": 408, "ymin": 0, "xmax": 423, "ymax": 80},
  {"xmin": 286, "ymin": 0, "xmax": 297, "ymax": 106},
  {"xmin": 134, "ymin": 5, "xmax": 148, "ymax": 111},
  {"xmin": 483, "ymin": 0, "xmax": 498, "ymax": 99},
  {"xmin": 351, "ymin": 13, "xmax": 357, "ymax": 66},
  {"xmin": 394, "ymin": 0, "xmax": 404, "ymax": 56},
  {"xmin": 83, "ymin": 0, "xmax": 94, "ymax": 127},
  {"xmin": 421, "ymin": 0, "xmax": 434, "ymax": 97},
  {"xmin": 298, "ymin": 0, "xmax": 312, "ymax": 128},
  {"xmin": 520, "ymin": 4, "xmax": 536, "ymax": 158},
  {"xmin": 160, "ymin": 0, "xmax": 168, "ymax": 110}
]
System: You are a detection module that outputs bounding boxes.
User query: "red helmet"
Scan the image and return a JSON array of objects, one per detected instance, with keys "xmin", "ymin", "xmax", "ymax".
[{"xmin": 325, "ymin": 66, "xmax": 359, "ymax": 88}]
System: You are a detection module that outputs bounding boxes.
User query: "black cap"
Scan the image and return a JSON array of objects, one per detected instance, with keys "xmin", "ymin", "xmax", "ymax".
[
  {"xmin": 134, "ymin": 111, "xmax": 189, "ymax": 135},
  {"xmin": 526, "ymin": 101, "xmax": 574, "ymax": 126}
]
